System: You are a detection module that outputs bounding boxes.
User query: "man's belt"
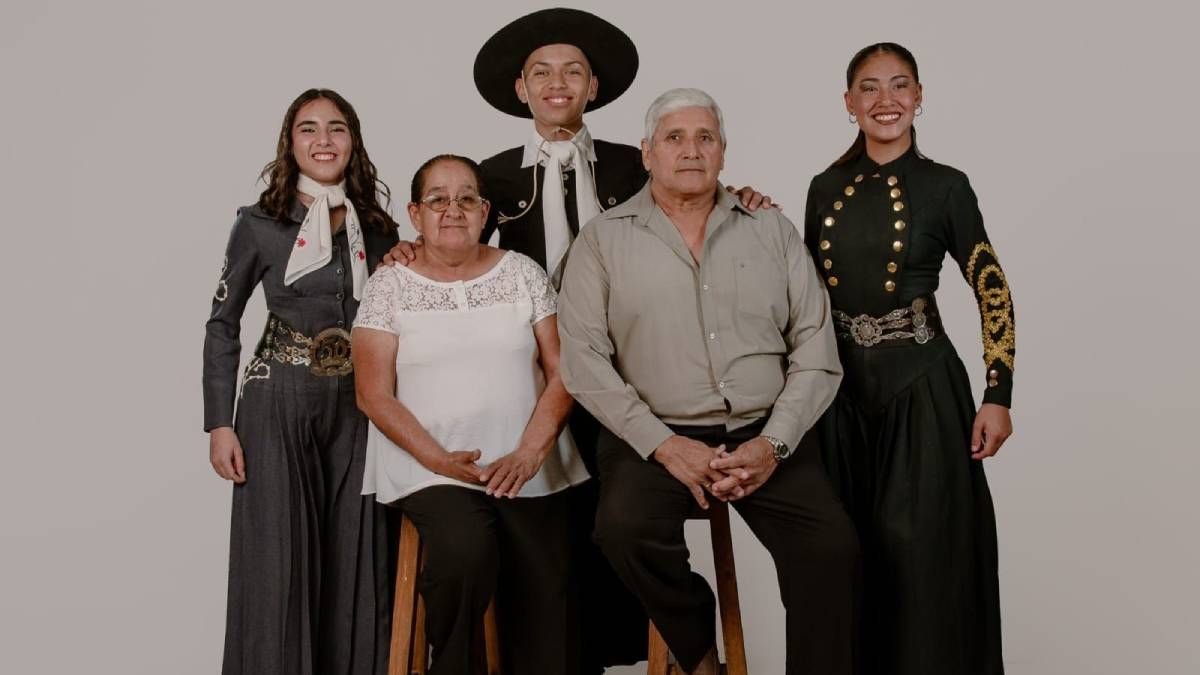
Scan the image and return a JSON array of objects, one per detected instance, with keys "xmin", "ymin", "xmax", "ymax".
[
  {"xmin": 833, "ymin": 297, "xmax": 941, "ymax": 347},
  {"xmin": 255, "ymin": 314, "xmax": 353, "ymax": 376}
]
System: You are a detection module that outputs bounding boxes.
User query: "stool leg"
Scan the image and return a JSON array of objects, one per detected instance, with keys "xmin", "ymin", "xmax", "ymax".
[
  {"xmin": 482, "ymin": 597, "xmax": 502, "ymax": 675},
  {"xmin": 710, "ymin": 503, "xmax": 748, "ymax": 675},
  {"xmin": 412, "ymin": 544, "xmax": 428, "ymax": 675},
  {"xmin": 647, "ymin": 621, "xmax": 671, "ymax": 675},
  {"xmin": 389, "ymin": 514, "xmax": 424, "ymax": 675}
]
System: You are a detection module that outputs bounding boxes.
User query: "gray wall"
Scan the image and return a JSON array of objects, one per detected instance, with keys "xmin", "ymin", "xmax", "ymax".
[{"xmin": 2, "ymin": 0, "xmax": 1197, "ymax": 672}]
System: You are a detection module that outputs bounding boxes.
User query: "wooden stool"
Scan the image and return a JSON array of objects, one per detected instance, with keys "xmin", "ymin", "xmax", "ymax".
[
  {"xmin": 388, "ymin": 512, "xmax": 502, "ymax": 675},
  {"xmin": 647, "ymin": 500, "xmax": 748, "ymax": 675}
]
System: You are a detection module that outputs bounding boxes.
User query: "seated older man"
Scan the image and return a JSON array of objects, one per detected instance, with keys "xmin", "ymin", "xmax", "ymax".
[{"xmin": 558, "ymin": 88, "xmax": 860, "ymax": 675}]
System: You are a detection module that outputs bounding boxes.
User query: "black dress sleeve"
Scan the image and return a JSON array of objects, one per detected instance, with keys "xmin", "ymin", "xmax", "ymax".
[
  {"xmin": 802, "ymin": 176, "xmax": 822, "ymax": 263},
  {"xmin": 943, "ymin": 174, "xmax": 1015, "ymax": 407},
  {"xmin": 203, "ymin": 208, "xmax": 266, "ymax": 430}
]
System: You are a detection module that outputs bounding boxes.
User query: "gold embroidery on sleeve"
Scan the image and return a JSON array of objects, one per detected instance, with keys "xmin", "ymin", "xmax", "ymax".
[{"xmin": 966, "ymin": 243, "xmax": 1015, "ymax": 371}]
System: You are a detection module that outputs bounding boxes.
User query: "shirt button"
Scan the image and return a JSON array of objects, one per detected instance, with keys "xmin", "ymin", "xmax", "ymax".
[
  {"xmin": 336, "ymin": 268, "xmax": 344, "ymax": 275},
  {"xmin": 336, "ymin": 292, "xmax": 345, "ymax": 300},
  {"xmin": 332, "ymin": 244, "xmax": 339, "ymax": 252},
  {"xmin": 709, "ymin": 332, "xmax": 716, "ymax": 340},
  {"xmin": 718, "ymin": 381, "xmax": 726, "ymax": 389},
  {"xmin": 337, "ymin": 320, "xmax": 345, "ymax": 327},
  {"xmin": 702, "ymin": 284, "xmax": 710, "ymax": 291}
]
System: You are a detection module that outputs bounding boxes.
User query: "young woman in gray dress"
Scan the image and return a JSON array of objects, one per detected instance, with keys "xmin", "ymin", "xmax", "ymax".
[{"xmin": 203, "ymin": 88, "xmax": 399, "ymax": 675}]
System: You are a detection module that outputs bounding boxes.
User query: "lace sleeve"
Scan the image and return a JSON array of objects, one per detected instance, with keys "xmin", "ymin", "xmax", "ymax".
[
  {"xmin": 354, "ymin": 268, "xmax": 403, "ymax": 334},
  {"xmin": 516, "ymin": 253, "xmax": 558, "ymax": 323}
]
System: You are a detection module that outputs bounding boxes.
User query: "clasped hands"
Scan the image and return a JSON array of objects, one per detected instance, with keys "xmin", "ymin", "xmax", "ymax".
[
  {"xmin": 653, "ymin": 434, "xmax": 778, "ymax": 509},
  {"xmin": 430, "ymin": 445, "xmax": 549, "ymax": 499}
]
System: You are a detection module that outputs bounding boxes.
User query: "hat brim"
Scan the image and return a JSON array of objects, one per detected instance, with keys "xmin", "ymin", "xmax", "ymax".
[{"xmin": 473, "ymin": 8, "xmax": 639, "ymax": 119}]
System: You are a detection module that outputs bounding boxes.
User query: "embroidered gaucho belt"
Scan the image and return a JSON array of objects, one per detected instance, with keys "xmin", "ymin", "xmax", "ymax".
[
  {"xmin": 833, "ymin": 296, "xmax": 942, "ymax": 347},
  {"xmin": 254, "ymin": 314, "xmax": 353, "ymax": 376}
]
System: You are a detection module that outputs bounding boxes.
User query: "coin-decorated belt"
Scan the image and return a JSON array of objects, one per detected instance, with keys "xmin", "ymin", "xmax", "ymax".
[{"xmin": 832, "ymin": 296, "xmax": 941, "ymax": 347}]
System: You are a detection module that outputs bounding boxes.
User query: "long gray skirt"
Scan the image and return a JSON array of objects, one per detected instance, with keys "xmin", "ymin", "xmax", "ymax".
[{"xmin": 223, "ymin": 365, "xmax": 391, "ymax": 675}]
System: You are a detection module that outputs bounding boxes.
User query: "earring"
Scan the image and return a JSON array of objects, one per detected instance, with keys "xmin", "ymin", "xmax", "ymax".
[
  {"xmin": 848, "ymin": 112, "xmax": 857, "ymax": 123},
  {"xmin": 915, "ymin": 105, "xmax": 923, "ymax": 117}
]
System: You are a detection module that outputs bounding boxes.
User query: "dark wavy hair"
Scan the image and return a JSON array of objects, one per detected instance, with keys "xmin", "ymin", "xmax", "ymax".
[
  {"xmin": 258, "ymin": 88, "xmax": 396, "ymax": 233},
  {"xmin": 409, "ymin": 154, "xmax": 487, "ymax": 203},
  {"xmin": 832, "ymin": 42, "xmax": 924, "ymax": 168}
]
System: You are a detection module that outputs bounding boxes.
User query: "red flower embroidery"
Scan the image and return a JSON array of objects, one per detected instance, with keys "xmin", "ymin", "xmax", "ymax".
[
  {"xmin": 297, "ymin": 238, "xmax": 306, "ymax": 247},
  {"xmin": 357, "ymin": 251, "xmax": 366, "ymax": 260}
]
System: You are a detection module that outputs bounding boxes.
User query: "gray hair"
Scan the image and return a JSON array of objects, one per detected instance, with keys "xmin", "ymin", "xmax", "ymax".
[{"xmin": 643, "ymin": 88, "xmax": 726, "ymax": 146}]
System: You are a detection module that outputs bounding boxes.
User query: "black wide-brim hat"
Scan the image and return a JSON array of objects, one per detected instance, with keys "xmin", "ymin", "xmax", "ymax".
[{"xmin": 473, "ymin": 7, "xmax": 639, "ymax": 118}]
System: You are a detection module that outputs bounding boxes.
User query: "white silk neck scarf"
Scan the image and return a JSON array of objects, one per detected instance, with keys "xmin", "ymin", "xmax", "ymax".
[
  {"xmin": 526, "ymin": 126, "xmax": 601, "ymax": 283},
  {"xmin": 284, "ymin": 174, "xmax": 367, "ymax": 300}
]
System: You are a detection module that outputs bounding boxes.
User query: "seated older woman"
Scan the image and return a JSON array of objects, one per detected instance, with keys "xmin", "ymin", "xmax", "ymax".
[{"xmin": 351, "ymin": 154, "xmax": 589, "ymax": 675}]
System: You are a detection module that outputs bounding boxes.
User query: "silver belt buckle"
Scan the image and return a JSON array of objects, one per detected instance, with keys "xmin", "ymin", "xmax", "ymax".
[{"xmin": 849, "ymin": 315, "xmax": 884, "ymax": 347}]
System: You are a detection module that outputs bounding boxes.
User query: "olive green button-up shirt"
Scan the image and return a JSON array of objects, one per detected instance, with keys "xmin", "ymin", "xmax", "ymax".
[{"xmin": 558, "ymin": 182, "xmax": 843, "ymax": 459}]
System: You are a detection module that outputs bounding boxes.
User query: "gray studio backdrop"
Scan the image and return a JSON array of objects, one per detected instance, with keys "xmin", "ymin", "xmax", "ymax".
[{"xmin": 3, "ymin": 0, "xmax": 1198, "ymax": 673}]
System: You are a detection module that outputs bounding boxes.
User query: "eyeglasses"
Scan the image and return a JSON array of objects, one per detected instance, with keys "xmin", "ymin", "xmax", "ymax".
[{"xmin": 419, "ymin": 194, "xmax": 486, "ymax": 213}]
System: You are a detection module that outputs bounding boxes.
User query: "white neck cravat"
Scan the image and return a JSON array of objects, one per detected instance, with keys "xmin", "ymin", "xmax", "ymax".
[
  {"xmin": 285, "ymin": 174, "xmax": 368, "ymax": 301},
  {"xmin": 531, "ymin": 127, "xmax": 601, "ymax": 283}
]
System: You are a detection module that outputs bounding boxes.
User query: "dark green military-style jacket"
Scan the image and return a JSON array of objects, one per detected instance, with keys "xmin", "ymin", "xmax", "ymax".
[{"xmin": 804, "ymin": 147, "xmax": 1015, "ymax": 407}]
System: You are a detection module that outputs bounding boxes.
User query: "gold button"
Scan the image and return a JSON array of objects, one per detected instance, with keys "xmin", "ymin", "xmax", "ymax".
[
  {"xmin": 886, "ymin": 262, "xmax": 898, "ymax": 273},
  {"xmin": 988, "ymin": 379, "xmax": 999, "ymax": 388},
  {"xmin": 884, "ymin": 280, "xmax": 896, "ymax": 292},
  {"xmin": 893, "ymin": 240, "xmax": 904, "ymax": 252},
  {"xmin": 833, "ymin": 201, "xmax": 843, "ymax": 210},
  {"xmin": 887, "ymin": 176, "xmax": 898, "ymax": 186},
  {"xmin": 890, "ymin": 188, "xmax": 902, "ymax": 199},
  {"xmin": 824, "ymin": 259, "xmax": 833, "ymax": 270},
  {"xmin": 893, "ymin": 201, "xmax": 905, "ymax": 212},
  {"xmin": 988, "ymin": 369, "xmax": 1000, "ymax": 379},
  {"xmin": 827, "ymin": 276, "xmax": 839, "ymax": 287},
  {"xmin": 854, "ymin": 174, "xmax": 864, "ymax": 182},
  {"xmin": 894, "ymin": 219, "xmax": 906, "ymax": 231},
  {"xmin": 820, "ymin": 240, "xmax": 832, "ymax": 251},
  {"xmin": 872, "ymin": 173, "xmax": 881, "ymax": 178},
  {"xmin": 844, "ymin": 186, "xmax": 855, "ymax": 197},
  {"xmin": 824, "ymin": 216, "xmax": 835, "ymax": 227}
]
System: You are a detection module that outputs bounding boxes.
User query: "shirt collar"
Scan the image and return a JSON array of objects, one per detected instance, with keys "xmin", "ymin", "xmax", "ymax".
[
  {"xmin": 606, "ymin": 180, "xmax": 753, "ymax": 228},
  {"xmin": 520, "ymin": 124, "xmax": 598, "ymax": 168},
  {"xmin": 286, "ymin": 197, "xmax": 309, "ymax": 223}
]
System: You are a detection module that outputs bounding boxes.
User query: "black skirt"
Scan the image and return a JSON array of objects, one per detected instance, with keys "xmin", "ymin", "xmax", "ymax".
[
  {"xmin": 222, "ymin": 363, "xmax": 392, "ymax": 675},
  {"xmin": 819, "ymin": 335, "xmax": 1003, "ymax": 675}
]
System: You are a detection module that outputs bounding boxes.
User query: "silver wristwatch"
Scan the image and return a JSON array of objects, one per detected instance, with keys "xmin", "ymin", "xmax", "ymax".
[{"xmin": 762, "ymin": 435, "xmax": 791, "ymax": 462}]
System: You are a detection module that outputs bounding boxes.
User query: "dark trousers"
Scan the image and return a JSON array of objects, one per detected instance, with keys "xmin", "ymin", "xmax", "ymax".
[
  {"xmin": 401, "ymin": 486, "xmax": 571, "ymax": 675},
  {"xmin": 593, "ymin": 424, "xmax": 860, "ymax": 675}
]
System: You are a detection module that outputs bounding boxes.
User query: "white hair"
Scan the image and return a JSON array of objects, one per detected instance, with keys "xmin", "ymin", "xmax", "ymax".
[{"xmin": 643, "ymin": 88, "xmax": 726, "ymax": 146}]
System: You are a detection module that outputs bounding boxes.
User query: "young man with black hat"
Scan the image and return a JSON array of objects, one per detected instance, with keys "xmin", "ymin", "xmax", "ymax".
[{"xmin": 385, "ymin": 8, "xmax": 770, "ymax": 673}]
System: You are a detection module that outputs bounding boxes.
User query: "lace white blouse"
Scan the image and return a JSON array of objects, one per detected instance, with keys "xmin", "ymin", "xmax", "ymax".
[{"xmin": 354, "ymin": 251, "xmax": 589, "ymax": 502}]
